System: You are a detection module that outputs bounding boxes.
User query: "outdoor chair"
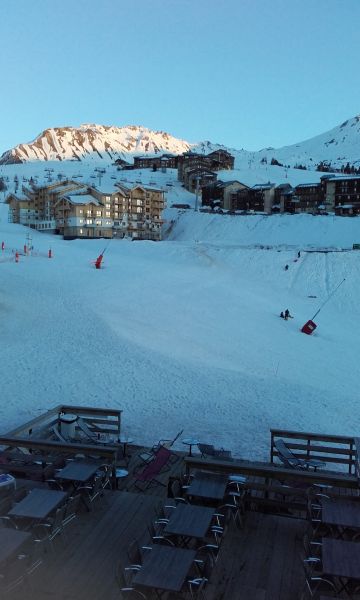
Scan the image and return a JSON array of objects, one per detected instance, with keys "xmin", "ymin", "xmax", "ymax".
[
  {"xmin": 62, "ymin": 494, "xmax": 82, "ymax": 529},
  {"xmin": 33, "ymin": 505, "xmax": 67, "ymax": 550},
  {"xmin": 147, "ymin": 521, "xmax": 175, "ymax": 546},
  {"xmin": 78, "ymin": 475, "xmax": 104, "ymax": 510},
  {"xmin": 115, "ymin": 565, "xmax": 147, "ymax": 600},
  {"xmin": 274, "ymin": 439, "xmax": 326, "ymax": 471},
  {"xmin": 198, "ymin": 443, "xmax": 232, "ymax": 460},
  {"xmin": 300, "ymin": 557, "xmax": 338, "ymax": 600},
  {"xmin": 133, "ymin": 446, "xmax": 176, "ymax": 490},
  {"xmin": 186, "ymin": 554, "xmax": 212, "ymax": 599},
  {"xmin": 169, "ymin": 479, "xmax": 189, "ymax": 504},
  {"xmin": 138, "ymin": 429, "xmax": 183, "ymax": 465}
]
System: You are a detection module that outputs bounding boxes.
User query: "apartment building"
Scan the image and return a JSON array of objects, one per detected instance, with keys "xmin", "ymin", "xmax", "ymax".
[
  {"xmin": 7, "ymin": 180, "xmax": 166, "ymax": 241},
  {"xmin": 321, "ymin": 175, "xmax": 360, "ymax": 215},
  {"xmin": 6, "ymin": 180, "xmax": 86, "ymax": 231}
]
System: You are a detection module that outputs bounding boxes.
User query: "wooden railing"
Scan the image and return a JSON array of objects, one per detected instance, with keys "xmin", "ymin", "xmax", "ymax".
[
  {"xmin": 0, "ymin": 436, "xmax": 118, "ymax": 463},
  {"xmin": 2, "ymin": 404, "xmax": 122, "ymax": 440},
  {"xmin": 184, "ymin": 456, "xmax": 359, "ymax": 490},
  {"xmin": 270, "ymin": 429, "xmax": 356, "ymax": 475}
]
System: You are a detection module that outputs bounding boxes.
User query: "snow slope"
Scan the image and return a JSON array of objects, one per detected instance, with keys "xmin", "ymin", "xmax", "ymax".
[{"xmin": 1, "ymin": 187, "xmax": 359, "ymax": 461}]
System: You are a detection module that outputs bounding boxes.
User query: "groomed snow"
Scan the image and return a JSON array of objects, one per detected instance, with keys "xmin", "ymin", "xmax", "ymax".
[{"xmin": 1, "ymin": 160, "xmax": 360, "ymax": 461}]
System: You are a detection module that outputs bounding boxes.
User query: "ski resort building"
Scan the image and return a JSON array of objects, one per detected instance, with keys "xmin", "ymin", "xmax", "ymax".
[
  {"xmin": 201, "ymin": 175, "xmax": 360, "ymax": 216},
  {"xmin": 6, "ymin": 180, "xmax": 166, "ymax": 241}
]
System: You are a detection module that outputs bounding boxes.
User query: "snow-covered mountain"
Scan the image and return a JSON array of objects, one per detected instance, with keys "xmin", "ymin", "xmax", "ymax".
[
  {"xmin": 0, "ymin": 124, "xmax": 193, "ymax": 165},
  {"xmin": 255, "ymin": 115, "xmax": 360, "ymax": 170},
  {"xmin": 1, "ymin": 114, "xmax": 360, "ymax": 170}
]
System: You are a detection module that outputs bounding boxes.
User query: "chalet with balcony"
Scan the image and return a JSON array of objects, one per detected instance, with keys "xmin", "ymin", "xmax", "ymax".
[
  {"xmin": 178, "ymin": 150, "xmax": 235, "ymax": 184},
  {"xmin": 133, "ymin": 154, "xmax": 178, "ymax": 170},
  {"xmin": 206, "ymin": 149, "xmax": 235, "ymax": 170},
  {"xmin": 184, "ymin": 168, "xmax": 217, "ymax": 193},
  {"xmin": 292, "ymin": 183, "xmax": 323, "ymax": 214},
  {"xmin": 7, "ymin": 180, "xmax": 166, "ymax": 241},
  {"xmin": 321, "ymin": 175, "xmax": 360, "ymax": 215},
  {"xmin": 201, "ymin": 180, "xmax": 249, "ymax": 210},
  {"xmin": 6, "ymin": 180, "xmax": 87, "ymax": 232}
]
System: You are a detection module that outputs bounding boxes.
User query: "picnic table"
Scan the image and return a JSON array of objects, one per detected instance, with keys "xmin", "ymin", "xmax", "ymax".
[
  {"xmin": 8, "ymin": 488, "xmax": 67, "ymax": 521},
  {"xmin": 321, "ymin": 498, "xmax": 360, "ymax": 538},
  {"xmin": 133, "ymin": 545, "xmax": 196, "ymax": 593},
  {"xmin": 164, "ymin": 503, "xmax": 215, "ymax": 542},
  {"xmin": 0, "ymin": 528, "xmax": 31, "ymax": 564},
  {"xmin": 322, "ymin": 538, "xmax": 360, "ymax": 594},
  {"xmin": 55, "ymin": 460, "xmax": 102, "ymax": 484},
  {"xmin": 186, "ymin": 471, "xmax": 228, "ymax": 502}
]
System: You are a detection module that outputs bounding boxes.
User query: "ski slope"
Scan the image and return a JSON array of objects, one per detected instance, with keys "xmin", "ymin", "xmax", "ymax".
[{"xmin": 1, "ymin": 190, "xmax": 360, "ymax": 461}]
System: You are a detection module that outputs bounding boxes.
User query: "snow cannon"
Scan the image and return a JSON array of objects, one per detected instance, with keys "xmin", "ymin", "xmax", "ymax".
[
  {"xmin": 300, "ymin": 278, "xmax": 346, "ymax": 337},
  {"xmin": 301, "ymin": 320, "xmax": 317, "ymax": 335},
  {"xmin": 95, "ymin": 254, "xmax": 103, "ymax": 269}
]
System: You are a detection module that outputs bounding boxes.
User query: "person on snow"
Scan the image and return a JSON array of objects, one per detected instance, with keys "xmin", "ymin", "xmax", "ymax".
[
  {"xmin": 284, "ymin": 309, "xmax": 293, "ymax": 320},
  {"xmin": 284, "ymin": 264, "xmax": 289, "ymax": 271},
  {"xmin": 280, "ymin": 311, "xmax": 285, "ymax": 319},
  {"xmin": 297, "ymin": 251, "xmax": 301, "ymax": 258}
]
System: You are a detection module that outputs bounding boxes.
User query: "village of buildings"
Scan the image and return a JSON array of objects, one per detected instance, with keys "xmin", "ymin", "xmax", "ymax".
[{"xmin": 4, "ymin": 148, "xmax": 360, "ymax": 242}]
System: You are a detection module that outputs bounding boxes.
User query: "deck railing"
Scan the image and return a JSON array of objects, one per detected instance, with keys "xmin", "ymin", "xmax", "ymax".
[
  {"xmin": 2, "ymin": 404, "xmax": 122, "ymax": 441},
  {"xmin": 270, "ymin": 429, "xmax": 356, "ymax": 475}
]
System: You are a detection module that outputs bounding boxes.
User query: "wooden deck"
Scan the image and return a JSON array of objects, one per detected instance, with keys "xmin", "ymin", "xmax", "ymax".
[
  {"xmin": 2, "ymin": 423, "xmax": 359, "ymax": 600},
  {"xmin": 5, "ymin": 445, "xmax": 309, "ymax": 600},
  {"xmin": 11, "ymin": 487, "xmax": 307, "ymax": 600}
]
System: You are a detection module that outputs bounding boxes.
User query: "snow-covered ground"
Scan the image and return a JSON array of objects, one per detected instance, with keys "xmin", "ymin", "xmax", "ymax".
[{"xmin": 1, "ymin": 160, "xmax": 360, "ymax": 462}]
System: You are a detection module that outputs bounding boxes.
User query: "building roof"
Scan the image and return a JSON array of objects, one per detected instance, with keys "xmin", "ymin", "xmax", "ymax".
[
  {"xmin": 63, "ymin": 194, "xmax": 100, "ymax": 206},
  {"xmin": 322, "ymin": 176, "xmax": 360, "ymax": 182},
  {"xmin": 252, "ymin": 183, "xmax": 275, "ymax": 190},
  {"xmin": 295, "ymin": 183, "xmax": 320, "ymax": 189}
]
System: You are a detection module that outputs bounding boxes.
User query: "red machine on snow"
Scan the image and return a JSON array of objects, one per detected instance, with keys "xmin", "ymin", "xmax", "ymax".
[{"xmin": 301, "ymin": 278, "xmax": 346, "ymax": 335}]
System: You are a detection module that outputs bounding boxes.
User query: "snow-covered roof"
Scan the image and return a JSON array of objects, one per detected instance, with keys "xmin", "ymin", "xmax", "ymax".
[
  {"xmin": 324, "ymin": 176, "xmax": 360, "ymax": 182},
  {"xmin": 295, "ymin": 183, "xmax": 320, "ymax": 188},
  {"xmin": 252, "ymin": 183, "xmax": 275, "ymax": 190},
  {"xmin": 64, "ymin": 194, "xmax": 100, "ymax": 206}
]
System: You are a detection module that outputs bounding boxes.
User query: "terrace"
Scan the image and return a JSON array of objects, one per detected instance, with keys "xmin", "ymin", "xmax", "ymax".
[{"xmin": 0, "ymin": 406, "xmax": 360, "ymax": 599}]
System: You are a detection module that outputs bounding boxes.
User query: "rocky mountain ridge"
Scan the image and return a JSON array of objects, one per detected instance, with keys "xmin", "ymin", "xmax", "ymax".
[{"xmin": 1, "ymin": 115, "xmax": 359, "ymax": 170}]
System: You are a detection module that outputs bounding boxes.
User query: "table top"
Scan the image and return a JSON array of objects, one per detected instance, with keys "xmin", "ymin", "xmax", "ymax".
[
  {"xmin": 182, "ymin": 438, "xmax": 199, "ymax": 446},
  {"xmin": 118, "ymin": 435, "xmax": 133, "ymax": 444},
  {"xmin": 133, "ymin": 545, "xmax": 196, "ymax": 592},
  {"xmin": 186, "ymin": 471, "xmax": 228, "ymax": 501},
  {"xmin": 8, "ymin": 488, "xmax": 67, "ymax": 520},
  {"xmin": 322, "ymin": 538, "xmax": 360, "ymax": 580},
  {"xmin": 55, "ymin": 460, "xmax": 102, "ymax": 483},
  {"xmin": 322, "ymin": 498, "xmax": 360, "ymax": 530},
  {"xmin": 165, "ymin": 503, "xmax": 215, "ymax": 539},
  {"xmin": 0, "ymin": 528, "xmax": 31, "ymax": 564}
]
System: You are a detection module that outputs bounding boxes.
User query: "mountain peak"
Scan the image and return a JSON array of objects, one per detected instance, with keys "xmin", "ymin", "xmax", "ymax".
[{"xmin": 0, "ymin": 124, "xmax": 194, "ymax": 165}]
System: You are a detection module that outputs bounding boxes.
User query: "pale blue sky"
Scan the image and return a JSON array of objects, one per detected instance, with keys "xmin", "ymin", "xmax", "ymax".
[{"xmin": 1, "ymin": 0, "xmax": 359, "ymax": 153}]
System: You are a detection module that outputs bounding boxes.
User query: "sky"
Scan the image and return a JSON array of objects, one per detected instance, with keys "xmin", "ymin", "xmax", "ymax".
[{"xmin": 0, "ymin": 0, "xmax": 360, "ymax": 154}]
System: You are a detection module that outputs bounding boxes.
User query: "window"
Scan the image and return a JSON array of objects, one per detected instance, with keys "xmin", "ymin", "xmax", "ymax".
[
  {"xmin": 79, "ymin": 228, "xmax": 83, "ymax": 234},
  {"xmin": 79, "ymin": 219, "xmax": 83, "ymax": 224},
  {"xmin": 96, "ymin": 220, "xmax": 101, "ymax": 225},
  {"xmin": 79, "ymin": 209, "xmax": 83, "ymax": 214},
  {"xmin": 96, "ymin": 210, "xmax": 101, "ymax": 216},
  {"xmin": 106, "ymin": 211, "xmax": 110, "ymax": 217}
]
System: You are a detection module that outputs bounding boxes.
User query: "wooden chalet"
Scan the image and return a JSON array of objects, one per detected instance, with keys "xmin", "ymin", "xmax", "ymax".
[
  {"xmin": 321, "ymin": 175, "xmax": 360, "ymax": 216},
  {"xmin": 1, "ymin": 406, "xmax": 360, "ymax": 600},
  {"xmin": 201, "ymin": 180, "xmax": 248, "ymax": 210},
  {"xmin": 293, "ymin": 183, "xmax": 324, "ymax": 214},
  {"xmin": 133, "ymin": 154, "xmax": 179, "ymax": 170}
]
